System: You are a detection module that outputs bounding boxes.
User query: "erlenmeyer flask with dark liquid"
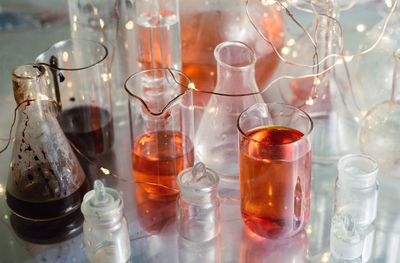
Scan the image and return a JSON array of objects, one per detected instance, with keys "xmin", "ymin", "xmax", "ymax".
[{"xmin": 6, "ymin": 65, "xmax": 89, "ymax": 243}]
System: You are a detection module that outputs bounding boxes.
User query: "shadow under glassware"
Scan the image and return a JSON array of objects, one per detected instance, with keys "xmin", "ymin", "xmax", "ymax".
[
  {"xmin": 125, "ymin": 68, "xmax": 195, "ymax": 198},
  {"xmin": 35, "ymin": 39, "xmax": 114, "ymax": 159},
  {"xmin": 6, "ymin": 65, "xmax": 89, "ymax": 244},
  {"xmin": 238, "ymin": 102, "xmax": 313, "ymax": 239}
]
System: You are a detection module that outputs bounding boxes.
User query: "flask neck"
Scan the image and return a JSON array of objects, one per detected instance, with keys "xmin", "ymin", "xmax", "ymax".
[
  {"xmin": 12, "ymin": 65, "xmax": 58, "ymax": 113},
  {"xmin": 391, "ymin": 49, "xmax": 400, "ymax": 102},
  {"xmin": 214, "ymin": 41, "xmax": 259, "ymax": 94}
]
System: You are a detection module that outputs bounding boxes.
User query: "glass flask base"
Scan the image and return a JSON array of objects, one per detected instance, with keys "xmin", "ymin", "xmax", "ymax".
[{"xmin": 9, "ymin": 209, "xmax": 84, "ymax": 244}]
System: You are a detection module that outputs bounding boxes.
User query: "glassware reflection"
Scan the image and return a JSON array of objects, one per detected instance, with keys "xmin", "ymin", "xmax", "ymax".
[
  {"xmin": 178, "ymin": 236, "xmax": 221, "ymax": 263},
  {"xmin": 134, "ymin": 183, "xmax": 177, "ymax": 235},
  {"xmin": 239, "ymin": 227, "xmax": 308, "ymax": 263}
]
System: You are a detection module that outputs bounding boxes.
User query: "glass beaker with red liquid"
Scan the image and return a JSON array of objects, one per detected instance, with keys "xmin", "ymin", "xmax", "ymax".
[
  {"xmin": 35, "ymin": 39, "xmax": 114, "ymax": 158},
  {"xmin": 125, "ymin": 69, "xmax": 195, "ymax": 197},
  {"xmin": 238, "ymin": 103, "xmax": 313, "ymax": 239}
]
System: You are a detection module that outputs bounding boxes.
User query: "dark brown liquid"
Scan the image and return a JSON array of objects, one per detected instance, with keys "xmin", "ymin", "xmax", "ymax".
[
  {"xmin": 6, "ymin": 180, "xmax": 88, "ymax": 244},
  {"xmin": 58, "ymin": 105, "xmax": 114, "ymax": 157}
]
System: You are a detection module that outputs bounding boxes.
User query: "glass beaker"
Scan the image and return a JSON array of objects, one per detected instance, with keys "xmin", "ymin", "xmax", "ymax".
[
  {"xmin": 6, "ymin": 64, "xmax": 88, "ymax": 243},
  {"xmin": 238, "ymin": 102, "xmax": 313, "ymax": 239},
  {"xmin": 35, "ymin": 39, "xmax": 114, "ymax": 158},
  {"xmin": 180, "ymin": 0, "xmax": 284, "ymax": 91},
  {"xmin": 195, "ymin": 41, "xmax": 264, "ymax": 182},
  {"xmin": 125, "ymin": 68, "xmax": 195, "ymax": 197},
  {"xmin": 133, "ymin": 0, "xmax": 181, "ymax": 71}
]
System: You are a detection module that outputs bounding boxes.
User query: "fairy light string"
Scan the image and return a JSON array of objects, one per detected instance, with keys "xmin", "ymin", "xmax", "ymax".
[{"xmin": 0, "ymin": 0, "xmax": 398, "ymax": 204}]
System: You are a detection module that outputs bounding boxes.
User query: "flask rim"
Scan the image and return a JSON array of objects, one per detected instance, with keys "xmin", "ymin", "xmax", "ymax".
[
  {"xmin": 214, "ymin": 41, "xmax": 256, "ymax": 71},
  {"xmin": 12, "ymin": 64, "xmax": 45, "ymax": 80}
]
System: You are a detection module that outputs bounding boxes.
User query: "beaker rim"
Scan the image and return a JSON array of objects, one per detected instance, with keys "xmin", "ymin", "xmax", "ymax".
[
  {"xmin": 214, "ymin": 41, "xmax": 256, "ymax": 71},
  {"xmin": 35, "ymin": 39, "xmax": 108, "ymax": 71},
  {"xmin": 237, "ymin": 102, "xmax": 314, "ymax": 145},
  {"xmin": 124, "ymin": 68, "xmax": 194, "ymax": 116}
]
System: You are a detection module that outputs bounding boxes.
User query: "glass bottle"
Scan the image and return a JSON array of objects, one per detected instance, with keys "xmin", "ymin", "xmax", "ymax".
[
  {"xmin": 334, "ymin": 154, "xmax": 379, "ymax": 263},
  {"xmin": 6, "ymin": 64, "xmax": 88, "ymax": 243},
  {"xmin": 133, "ymin": 0, "xmax": 181, "ymax": 71},
  {"xmin": 81, "ymin": 180, "xmax": 131, "ymax": 263},
  {"xmin": 238, "ymin": 102, "xmax": 312, "ymax": 239},
  {"xmin": 125, "ymin": 68, "xmax": 195, "ymax": 197},
  {"xmin": 36, "ymin": 39, "xmax": 114, "ymax": 158},
  {"xmin": 179, "ymin": 0, "xmax": 284, "ymax": 91},
  {"xmin": 359, "ymin": 49, "xmax": 400, "ymax": 174},
  {"xmin": 272, "ymin": 4, "xmax": 358, "ymax": 163},
  {"xmin": 176, "ymin": 162, "xmax": 220, "ymax": 242},
  {"xmin": 195, "ymin": 41, "xmax": 264, "ymax": 183}
]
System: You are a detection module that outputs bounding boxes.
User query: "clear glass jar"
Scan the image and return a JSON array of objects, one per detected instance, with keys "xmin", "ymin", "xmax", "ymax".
[
  {"xmin": 81, "ymin": 180, "xmax": 131, "ymax": 263},
  {"xmin": 176, "ymin": 163, "xmax": 220, "ymax": 242},
  {"xmin": 334, "ymin": 154, "xmax": 379, "ymax": 226}
]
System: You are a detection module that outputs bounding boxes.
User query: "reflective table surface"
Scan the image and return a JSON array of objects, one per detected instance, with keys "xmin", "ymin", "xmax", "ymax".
[{"xmin": 0, "ymin": 1, "xmax": 399, "ymax": 262}]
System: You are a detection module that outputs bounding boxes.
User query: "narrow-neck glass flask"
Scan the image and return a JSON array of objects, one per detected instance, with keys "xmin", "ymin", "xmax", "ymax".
[
  {"xmin": 195, "ymin": 41, "xmax": 264, "ymax": 183},
  {"xmin": 6, "ymin": 64, "xmax": 88, "ymax": 243}
]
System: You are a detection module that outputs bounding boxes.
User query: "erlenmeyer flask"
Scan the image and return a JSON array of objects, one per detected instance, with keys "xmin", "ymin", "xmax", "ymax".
[
  {"xmin": 195, "ymin": 41, "xmax": 264, "ymax": 182},
  {"xmin": 359, "ymin": 49, "xmax": 400, "ymax": 175},
  {"xmin": 180, "ymin": 0, "xmax": 284, "ymax": 91},
  {"xmin": 125, "ymin": 68, "xmax": 195, "ymax": 197},
  {"xmin": 272, "ymin": 8, "xmax": 358, "ymax": 163},
  {"xmin": 6, "ymin": 65, "xmax": 88, "ymax": 243}
]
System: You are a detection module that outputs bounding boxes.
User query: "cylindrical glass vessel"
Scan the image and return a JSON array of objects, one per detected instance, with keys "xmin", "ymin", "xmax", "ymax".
[
  {"xmin": 195, "ymin": 41, "xmax": 264, "ymax": 182},
  {"xmin": 335, "ymin": 154, "xmax": 379, "ymax": 227},
  {"xmin": 36, "ymin": 39, "xmax": 114, "ymax": 158},
  {"xmin": 125, "ymin": 68, "xmax": 194, "ymax": 197},
  {"xmin": 81, "ymin": 180, "xmax": 131, "ymax": 263},
  {"xmin": 238, "ymin": 102, "xmax": 313, "ymax": 239},
  {"xmin": 133, "ymin": 0, "xmax": 181, "ymax": 70},
  {"xmin": 176, "ymin": 163, "xmax": 220, "ymax": 242},
  {"xmin": 6, "ymin": 65, "xmax": 88, "ymax": 243}
]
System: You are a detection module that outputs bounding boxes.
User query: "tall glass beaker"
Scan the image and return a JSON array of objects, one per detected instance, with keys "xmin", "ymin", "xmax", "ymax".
[
  {"xmin": 6, "ymin": 64, "xmax": 88, "ymax": 243},
  {"xmin": 125, "ymin": 68, "xmax": 194, "ymax": 197},
  {"xmin": 195, "ymin": 41, "xmax": 264, "ymax": 182},
  {"xmin": 238, "ymin": 103, "xmax": 313, "ymax": 239},
  {"xmin": 133, "ymin": 0, "xmax": 181, "ymax": 71},
  {"xmin": 36, "ymin": 39, "xmax": 114, "ymax": 158}
]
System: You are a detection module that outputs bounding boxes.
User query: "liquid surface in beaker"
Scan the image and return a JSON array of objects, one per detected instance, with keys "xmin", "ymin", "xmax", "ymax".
[
  {"xmin": 240, "ymin": 126, "xmax": 311, "ymax": 238},
  {"xmin": 132, "ymin": 130, "xmax": 194, "ymax": 196}
]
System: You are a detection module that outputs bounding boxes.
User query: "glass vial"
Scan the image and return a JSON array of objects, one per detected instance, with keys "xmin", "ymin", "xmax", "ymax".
[
  {"xmin": 335, "ymin": 154, "xmax": 379, "ymax": 226},
  {"xmin": 176, "ymin": 162, "xmax": 220, "ymax": 242},
  {"xmin": 81, "ymin": 180, "xmax": 131, "ymax": 263}
]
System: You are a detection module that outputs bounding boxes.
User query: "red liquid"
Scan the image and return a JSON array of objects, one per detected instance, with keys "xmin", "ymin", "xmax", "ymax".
[
  {"xmin": 132, "ymin": 130, "xmax": 194, "ymax": 197},
  {"xmin": 240, "ymin": 126, "xmax": 311, "ymax": 239},
  {"xmin": 181, "ymin": 9, "xmax": 284, "ymax": 92},
  {"xmin": 58, "ymin": 105, "xmax": 114, "ymax": 157}
]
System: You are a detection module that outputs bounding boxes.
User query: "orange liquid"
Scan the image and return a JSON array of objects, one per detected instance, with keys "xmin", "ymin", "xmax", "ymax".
[
  {"xmin": 132, "ymin": 130, "xmax": 194, "ymax": 197},
  {"xmin": 240, "ymin": 126, "xmax": 311, "ymax": 238},
  {"xmin": 181, "ymin": 9, "xmax": 284, "ymax": 92}
]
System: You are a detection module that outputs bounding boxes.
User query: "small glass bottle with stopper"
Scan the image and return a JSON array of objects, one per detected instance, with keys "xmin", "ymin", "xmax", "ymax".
[
  {"xmin": 81, "ymin": 180, "xmax": 131, "ymax": 263},
  {"xmin": 176, "ymin": 162, "xmax": 221, "ymax": 242}
]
